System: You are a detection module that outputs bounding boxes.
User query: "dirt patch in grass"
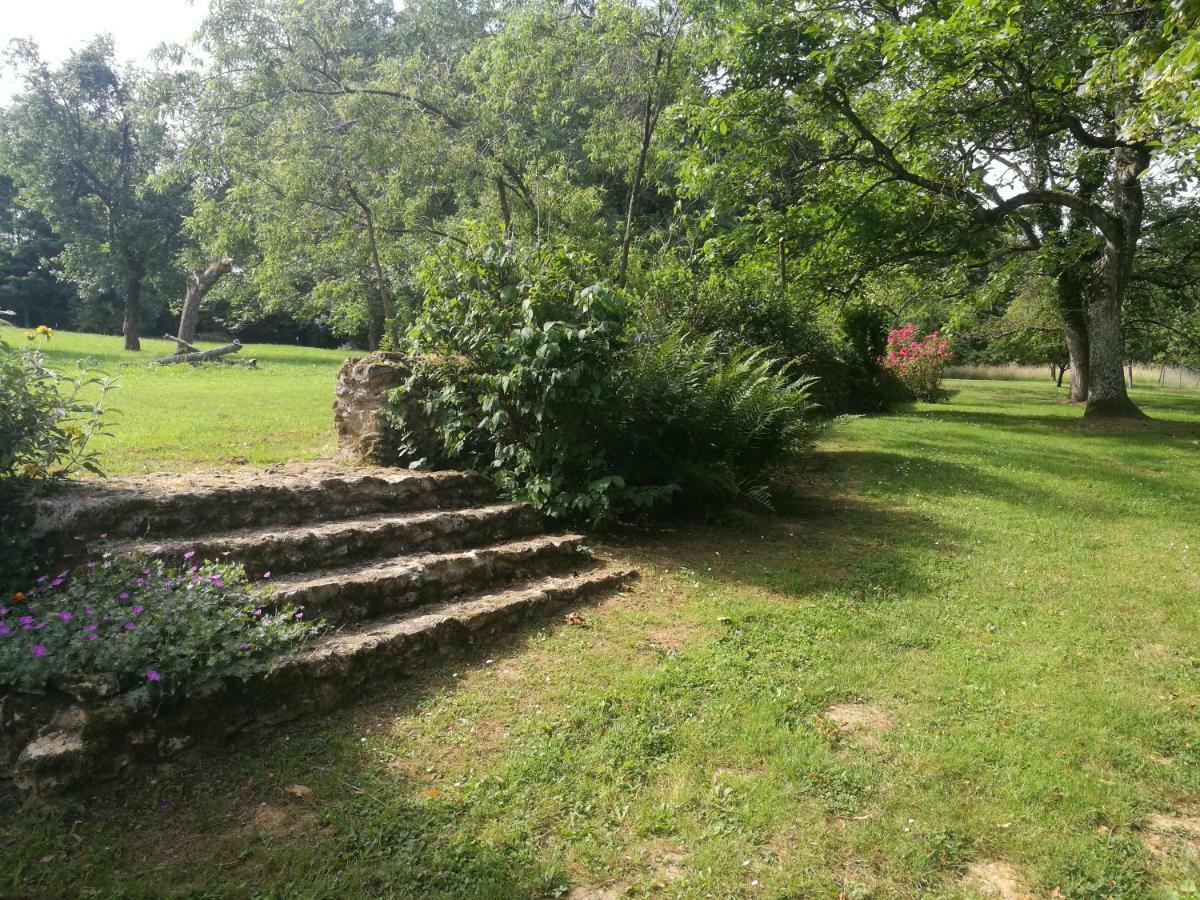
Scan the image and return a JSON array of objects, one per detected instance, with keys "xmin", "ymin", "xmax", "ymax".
[
  {"xmin": 565, "ymin": 883, "xmax": 626, "ymax": 899},
  {"xmin": 1139, "ymin": 810, "xmax": 1200, "ymax": 856},
  {"xmin": 642, "ymin": 620, "xmax": 711, "ymax": 653},
  {"xmin": 961, "ymin": 860, "xmax": 1034, "ymax": 898},
  {"xmin": 245, "ymin": 801, "xmax": 318, "ymax": 838},
  {"xmin": 824, "ymin": 702, "xmax": 892, "ymax": 747}
]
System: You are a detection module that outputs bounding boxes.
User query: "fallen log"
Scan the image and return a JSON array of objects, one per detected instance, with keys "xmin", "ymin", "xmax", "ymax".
[
  {"xmin": 157, "ymin": 340, "xmax": 243, "ymax": 366},
  {"xmin": 162, "ymin": 334, "xmax": 201, "ymax": 353},
  {"xmin": 202, "ymin": 358, "xmax": 257, "ymax": 368}
]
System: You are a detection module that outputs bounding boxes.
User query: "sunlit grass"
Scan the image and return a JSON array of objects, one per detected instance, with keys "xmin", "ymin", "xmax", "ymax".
[{"xmin": 26, "ymin": 329, "xmax": 354, "ymax": 474}]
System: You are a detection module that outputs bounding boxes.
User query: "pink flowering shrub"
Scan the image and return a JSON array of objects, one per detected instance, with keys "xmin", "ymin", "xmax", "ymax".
[
  {"xmin": 880, "ymin": 324, "xmax": 953, "ymax": 401},
  {"xmin": 0, "ymin": 551, "xmax": 318, "ymax": 707}
]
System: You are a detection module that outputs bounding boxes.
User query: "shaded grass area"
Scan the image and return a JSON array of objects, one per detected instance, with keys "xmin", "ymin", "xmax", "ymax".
[
  {"xmin": 3, "ymin": 380, "xmax": 1200, "ymax": 897},
  {"xmin": 28, "ymin": 329, "xmax": 353, "ymax": 474}
]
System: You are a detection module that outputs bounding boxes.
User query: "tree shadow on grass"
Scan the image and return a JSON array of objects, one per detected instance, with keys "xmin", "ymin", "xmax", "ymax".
[
  {"xmin": 6, "ymin": 411, "xmax": 1198, "ymax": 896},
  {"xmin": 0, "ymin": 464, "xmax": 963, "ymax": 899}
]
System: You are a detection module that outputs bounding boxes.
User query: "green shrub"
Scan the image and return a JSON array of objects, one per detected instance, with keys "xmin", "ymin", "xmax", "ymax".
[
  {"xmin": 640, "ymin": 259, "xmax": 854, "ymax": 414},
  {"xmin": 391, "ymin": 240, "xmax": 820, "ymax": 526},
  {"xmin": 1, "ymin": 553, "xmax": 317, "ymax": 708},
  {"xmin": 839, "ymin": 303, "xmax": 909, "ymax": 410},
  {"xmin": 0, "ymin": 322, "xmax": 118, "ymax": 598},
  {"xmin": 0, "ymin": 324, "xmax": 115, "ymax": 481}
]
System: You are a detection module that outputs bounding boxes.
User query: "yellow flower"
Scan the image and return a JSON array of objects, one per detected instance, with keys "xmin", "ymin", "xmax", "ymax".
[
  {"xmin": 23, "ymin": 463, "xmax": 41, "ymax": 477},
  {"xmin": 35, "ymin": 325, "xmax": 53, "ymax": 339},
  {"xmin": 23, "ymin": 331, "xmax": 35, "ymax": 341}
]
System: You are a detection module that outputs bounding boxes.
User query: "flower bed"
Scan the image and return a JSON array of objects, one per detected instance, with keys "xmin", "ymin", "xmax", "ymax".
[{"xmin": 1, "ymin": 548, "xmax": 317, "ymax": 707}]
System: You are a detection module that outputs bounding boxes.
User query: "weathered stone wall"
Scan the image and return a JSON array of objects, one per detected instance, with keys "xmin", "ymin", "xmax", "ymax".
[{"xmin": 333, "ymin": 354, "xmax": 446, "ymax": 468}]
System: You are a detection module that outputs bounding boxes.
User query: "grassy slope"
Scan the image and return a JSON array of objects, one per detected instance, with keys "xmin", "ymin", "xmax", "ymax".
[
  {"xmin": 31, "ymin": 330, "xmax": 352, "ymax": 474},
  {"xmin": 4, "ymin": 379, "xmax": 1200, "ymax": 898}
]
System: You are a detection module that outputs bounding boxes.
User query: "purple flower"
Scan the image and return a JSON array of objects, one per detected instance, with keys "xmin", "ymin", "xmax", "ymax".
[
  {"xmin": 30, "ymin": 644, "xmax": 47, "ymax": 657},
  {"xmin": 58, "ymin": 611, "xmax": 73, "ymax": 622},
  {"xmin": 0, "ymin": 607, "xmax": 7, "ymax": 617},
  {"xmin": 36, "ymin": 575, "xmax": 48, "ymax": 584},
  {"xmin": 123, "ymin": 622, "xmax": 136, "ymax": 631},
  {"xmin": 85, "ymin": 607, "xmax": 94, "ymax": 616},
  {"xmin": 84, "ymin": 624, "xmax": 97, "ymax": 632},
  {"xmin": 0, "ymin": 623, "xmax": 11, "ymax": 637},
  {"xmin": 99, "ymin": 533, "xmax": 108, "ymax": 540},
  {"xmin": 132, "ymin": 605, "xmax": 144, "ymax": 614},
  {"xmin": 183, "ymin": 550, "xmax": 195, "ymax": 560},
  {"xmin": 19, "ymin": 616, "xmax": 34, "ymax": 630},
  {"xmin": 294, "ymin": 611, "xmax": 304, "ymax": 620},
  {"xmin": 262, "ymin": 571, "xmax": 272, "ymax": 580},
  {"xmin": 239, "ymin": 642, "xmax": 251, "ymax": 651},
  {"xmin": 50, "ymin": 578, "xmax": 64, "ymax": 588},
  {"xmin": 86, "ymin": 633, "xmax": 98, "ymax": 641},
  {"xmin": 57, "ymin": 570, "xmax": 68, "ymax": 579},
  {"xmin": 253, "ymin": 608, "xmax": 263, "ymax": 617},
  {"xmin": 145, "ymin": 669, "xmax": 161, "ymax": 682},
  {"xmin": 149, "ymin": 545, "xmax": 163, "ymax": 555},
  {"xmin": 118, "ymin": 592, "xmax": 130, "ymax": 600},
  {"xmin": 86, "ymin": 561, "xmax": 97, "ymax": 568},
  {"xmin": 142, "ymin": 567, "xmax": 151, "ymax": 575}
]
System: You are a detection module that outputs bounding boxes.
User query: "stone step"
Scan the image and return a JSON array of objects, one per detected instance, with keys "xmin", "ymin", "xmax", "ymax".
[
  {"xmin": 107, "ymin": 502, "xmax": 545, "ymax": 578},
  {"xmin": 27, "ymin": 464, "xmax": 497, "ymax": 561},
  {"xmin": 255, "ymin": 566, "xmax": 636, "ymax": 724},
  {"xmin": 272, "ymin": 533, "xmax": 590, "ymax": 625},
  {"xmin": 11, "ymin": 566, "xmax": 636, "ymax": 797}
]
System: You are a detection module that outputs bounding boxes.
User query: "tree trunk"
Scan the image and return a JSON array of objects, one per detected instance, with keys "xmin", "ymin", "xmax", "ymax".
[
  {"xmin": 347, "ymin": 184, "xmax": 392, "ymax": 351},
  {"xmin": 1084, "ymin": 285, "xmax": 1143, "ymax": 417},
  {"xmin": 1063, "ymin": 314, "xmax": 1089, "ymax": 402},
  {"xmin": 496, "ymin": 176, "xmax": 514, "ymax": 240},
  {"xmin": 123, "ymin": 262, "xmax": 144, "ymax": 352},
  {"xmin": 176, "ymin": 258, "xmax": 233, "ymax": 352},
  {"xmin": 618, "ymin": 43, "xmax": 665, "ymax": 288},
  {"xmin": 1085, "ymin": 144, "xmax": 1150, "ymax": 419},
  {"xmin": 157, "ymin": 340, "xmax": 243, "ymax": 365},
  {"xmin": 1056, "ymin": 364, "xmax": 1066, "ymax": 388}
]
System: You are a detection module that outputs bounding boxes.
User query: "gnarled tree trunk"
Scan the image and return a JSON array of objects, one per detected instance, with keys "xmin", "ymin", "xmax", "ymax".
[
  {"xmin": 123, "ymin": 261, "xmax": 145, "ymax": 352},
  {"xmin": 176, "ymin": 258, "xmax": 233, "ymax": 352},
  {"xmin": 1063, "ymin": 314, "xmax": 1089, "ymax": 402},
  {"xmin": 1085, "ymin": 145, "xmax": 1149, "ymax": 419}
]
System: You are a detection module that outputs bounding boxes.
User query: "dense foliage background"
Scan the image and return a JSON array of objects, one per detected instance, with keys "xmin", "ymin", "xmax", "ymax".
[{"xmin": 1, "ymin": 0, "xmax": 1198, "ymax": 417}]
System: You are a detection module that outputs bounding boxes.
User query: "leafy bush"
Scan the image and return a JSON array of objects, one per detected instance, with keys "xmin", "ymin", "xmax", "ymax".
[
  {"xmin": 639, "ymin": 258, "xmax": 855, "ymax": 414},
  {"xmin": 839, "ymin": 303, "xmax": 908, "ymax": 411},
  {"xmin": 391, "ymin": 240, "xmax": 820, "ymax": 525},
  {"xmin": 881, "ymin": 323, "xmax": 953, "ymax": 400},
  {"xmin": 0, "ymin": 324, "xmax": 115, "ymax": 481},
  {"xmin": 1, "ymin": 553, "xmax": 317, "ymax": 707}
]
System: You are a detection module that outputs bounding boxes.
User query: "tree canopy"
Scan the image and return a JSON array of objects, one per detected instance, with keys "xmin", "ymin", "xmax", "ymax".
[{"xmin": 0, "ymin": 0, "xmax": 1197, "ymax": 418}]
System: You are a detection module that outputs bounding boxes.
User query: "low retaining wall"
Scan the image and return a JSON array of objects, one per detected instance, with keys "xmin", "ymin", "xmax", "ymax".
[{"xmin": 333, "ymin": 354, "xmax": 447, "ymax": 467}]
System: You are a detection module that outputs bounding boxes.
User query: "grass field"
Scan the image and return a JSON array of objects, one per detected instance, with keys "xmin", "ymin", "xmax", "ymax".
[
  {"xmin": 4, "ymin": 361, "xmax": 1200, "ymax": 896},
  {"xmin": 24, "ymin": 329, "xmax": 353, "ymax": 474}
]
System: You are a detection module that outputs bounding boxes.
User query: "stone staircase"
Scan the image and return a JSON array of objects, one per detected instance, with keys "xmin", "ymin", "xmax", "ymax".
[{"xmin": 9, "ymin": 464, "xmax": 633, "ymax": 796}]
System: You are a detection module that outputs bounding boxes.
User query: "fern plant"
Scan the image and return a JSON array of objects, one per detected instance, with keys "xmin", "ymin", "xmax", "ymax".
[{"xmin": 391, "ymin": 239, "xmax": 821, "ymax": 526}]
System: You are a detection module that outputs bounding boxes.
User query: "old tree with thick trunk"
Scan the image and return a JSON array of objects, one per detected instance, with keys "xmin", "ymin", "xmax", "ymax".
[
  {"xmin": 2, "ymin": 40, "xmax": 186, "ymax": 352},
  {"xmin": 175, "ymin": 258, "xmax": 234, "ymax": 351},
  {"xmin": 725, "ymin": 0, "xmax": 1198, "ymax": 417}
]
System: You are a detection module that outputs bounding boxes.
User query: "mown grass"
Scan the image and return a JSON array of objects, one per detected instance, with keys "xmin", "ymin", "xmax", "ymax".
[
  {"xmin": 3, "ymin": 379, "xmax": 1200, "ymax": 897},
  {"xmin": 21, "ymin": 329, "xmax": 353, "ymax": 474}
]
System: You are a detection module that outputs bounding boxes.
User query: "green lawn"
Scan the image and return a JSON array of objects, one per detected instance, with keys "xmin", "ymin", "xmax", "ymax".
[
  {"xmin": 30, "ymin": 329, "xmax": 353, "ymax": 474},
  {"xmin": 4, "ymin": 378, "xmax": 1200, "ymax": 897}
]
